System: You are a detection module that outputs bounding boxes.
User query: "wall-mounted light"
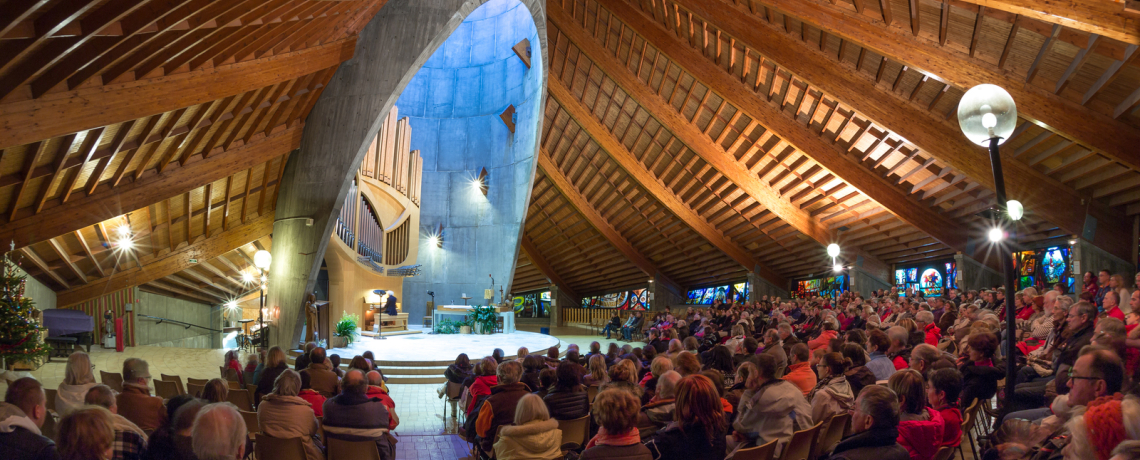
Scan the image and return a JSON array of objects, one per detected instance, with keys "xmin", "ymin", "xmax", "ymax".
[
  {"xmin": 428, "ymin": 223, "xmax": 444, "ymax": 248},
  {"xmin": 471, "ymin": 167, "xmax": 489, "ymax": 197}
]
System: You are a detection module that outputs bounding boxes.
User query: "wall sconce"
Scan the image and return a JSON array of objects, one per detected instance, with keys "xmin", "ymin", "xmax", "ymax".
[
  {"xmin": 428, "ymin": 223, "xmax": 444, "ymax": 248},
  {"xmin": 473, "ymin": 167, "xmax": 488, "ymax": 197}
]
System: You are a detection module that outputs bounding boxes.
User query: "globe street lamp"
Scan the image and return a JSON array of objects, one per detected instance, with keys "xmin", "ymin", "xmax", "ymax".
[
  {"xmin": 957, "ymin": 83, "xmax": 1018, "ymax": 415},
  {"xmin": 254, "ymin": 250, "xmax": 272, "ymax": 348}
]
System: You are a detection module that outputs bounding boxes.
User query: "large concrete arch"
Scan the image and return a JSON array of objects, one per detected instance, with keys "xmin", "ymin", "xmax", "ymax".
[{"xmin": 266, "ymin": 0, "xmax": 547, "ymax": 349}]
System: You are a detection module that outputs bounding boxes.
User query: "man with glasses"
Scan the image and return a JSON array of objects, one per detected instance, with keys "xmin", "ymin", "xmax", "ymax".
[
  {"xmin": 1055, "ymin": 302, "xmax": 1097, "ymax": 395},
  {"xmin": 115, "ymin": 358, "xmax": 166, "ymax": 432}
]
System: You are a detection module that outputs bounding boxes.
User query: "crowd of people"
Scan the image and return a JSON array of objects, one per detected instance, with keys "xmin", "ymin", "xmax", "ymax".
[
  {"xmin": 442, "ymin": 270, "xmax": 1139, "ymax": 460},
  {"xmin": 0, "ymin": 345, "xmax": 399, "ymax": 460}
]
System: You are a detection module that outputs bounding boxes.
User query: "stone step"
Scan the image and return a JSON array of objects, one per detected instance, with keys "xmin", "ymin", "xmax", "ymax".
[
  {"xmin": 385, "ymin": 375, "xmax": 446, "ymax": 384},
  {"xmin": 375, "ymin": 365, "xmax": 448, "ymax": 376}
]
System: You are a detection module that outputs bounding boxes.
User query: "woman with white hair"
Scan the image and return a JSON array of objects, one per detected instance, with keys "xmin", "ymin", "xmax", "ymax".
[
  {"xmin": 493, "ymin": 393, "xmax": 562, "ymax": 460},
  {"xmin": 256, "ymin": 369, "xmax": 323, "ymax": 460},
  {"xmin": 57, "ymin": 351, "xmax": 99, "ymax": 415}
]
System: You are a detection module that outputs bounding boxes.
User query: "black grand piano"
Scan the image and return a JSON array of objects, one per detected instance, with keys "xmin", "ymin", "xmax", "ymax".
[{"xmin": 42, "ymin": 309, "xmax": 94, "ymax": 359}]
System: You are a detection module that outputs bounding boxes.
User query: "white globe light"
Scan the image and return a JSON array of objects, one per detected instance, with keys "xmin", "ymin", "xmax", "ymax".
[
  {"xmin": 826, "ymin": 243, "xmax": 840, "ymax": 258},
  {"xmin": 833, "ymin": 264, "xmax": 843, "ymax": 272},
  {"xmin": 253, "ymin": 250, "xmax": 272, "ymax": 270},
  {"xmin": 1006, "ymin": 200, "xmax": 1024, "ymax": 221},
  {"xmin": 242, "ymin": 272, "xmax": 255, "ymax": 284},
  {"xmin": 957, "ymin": 84, "xmax": 1017, "ymax": 146},
  {"xmin": 987, "ymin": 228, "xmax": 1004, "ymax": 242}
]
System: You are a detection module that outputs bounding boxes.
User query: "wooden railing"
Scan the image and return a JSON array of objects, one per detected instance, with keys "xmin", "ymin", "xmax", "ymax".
[
  {"xmin": 360, "ymin": 106, "xmax": 422, "ymax": 206},
  {"xmin": 561, "ymin": 306, "xmax": 690, "ymax": 326}
]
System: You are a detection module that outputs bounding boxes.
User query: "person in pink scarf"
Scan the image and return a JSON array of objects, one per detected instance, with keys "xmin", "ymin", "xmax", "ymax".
[{"xmin": 580, "ymin": 389, "xmax": 652, "ymax": 460}]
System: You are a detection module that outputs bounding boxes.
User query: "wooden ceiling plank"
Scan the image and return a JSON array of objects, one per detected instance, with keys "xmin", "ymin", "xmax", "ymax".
[
  {"xmin": 0, "ymin": 124, "xmax": 299, "ymax": 250},
  {"xmin": 968, "ymin": 6, "xmax": 985, "ymax": 56},
  {"xmin": 60, "ymin": 127, "xmax": 106, "ymax": 205},
  {"xmin": 85, "ymin": 119, "xmax": 136, "ymax": 196},
  {"xmin": 73, "ymin": 229, "xmax": 104, "ymax": 278},
  {"xmin": 133, "ymin": 108, "xmax": 188, "ymax": 181},
  {"xmin": 674, "ymin": 0, "xmax": 1133, "ymax": 260},
  {"xmin": 33, "ymin": 133, "xmax": 79, "ymax": 214},
  {"xmin": 1055, "ymin": 33, "xmax": 1100, "ymax": 94},
  {"xmin": 1082, "ymin": 44, "xmax": 1139, "ymax": 105},
  {"xmin": 0, "ymin": 0, "xmax": 103, "ymax": 97},
  {"xmin": 520, "ymin": 236, "xmax": 578, "ymax": 299},
  {"xmin": 9, "ymin": 141, "xmax": 50, "ymax": 222},
  {"xmin": 949, "ymin": 0, "xmax": 1140, "ymax": 45},
  {"xmin": 998, "ymin": 14, "xmax": 1021, "ymax": 69},
  {"xmin": 111, "ymin": 115, "xmax": 162, "ymax": 187},
  {"xmin": 0, "ymin": 37, "xmax": 354, "ymax": 151},
  {"xmin": 20, "ymin": 246, "xmax": 70, "ymax": 289},
  {"xmin": 1025, "ymin": 24, "xmax": 1061, "ymax": 84},
  {"xmin": 56, "ymin": 212, "xmax": 273, "ymax": 307},
  {"xmin": 47, "ymin": 237, "xmax": 86, "ymax": 284}
]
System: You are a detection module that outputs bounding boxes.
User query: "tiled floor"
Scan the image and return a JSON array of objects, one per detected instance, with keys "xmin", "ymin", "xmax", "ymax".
[{"xmin": 0, "ymin": 326, "xmax": 648, "ymax": 460}]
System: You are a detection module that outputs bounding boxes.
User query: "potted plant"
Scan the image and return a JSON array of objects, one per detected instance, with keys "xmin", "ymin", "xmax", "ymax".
[
  {"xmin": 459, "ymin": 318, "xmax": 472, "ymax": 334},
  {"xmin": 470, "ymin": 305, "xmax": 498, "ymax": 335},
  {"xmin": 331, "ymin": 312, "xmax": 360, "ymax": 348}
]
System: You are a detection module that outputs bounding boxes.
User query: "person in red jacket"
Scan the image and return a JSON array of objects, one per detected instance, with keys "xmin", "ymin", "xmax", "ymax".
[
  {"xmin": 888, "ymin": 369, "xmax": 944, "ymax": 460},
  {"xmin": 365, "ymin": 371, "xmax": 399, "ymax": 430},
  {"xmin": 808, "ymin": 320, "xmax": 840, "ymax": 354},
  {"xmin": 915, "ymin": 311, "xmax": 941, "ymax": 346},
  {"xmin": 298, "ymin": 370, "xmax": 327, "ymax": 416},
  {"xmin": 466, "ymin": 357, "xmax": 499, "ymax": 415},
  {"xmin": 925, "ymin": 368, "xmax": 962, "ymax": 449}
]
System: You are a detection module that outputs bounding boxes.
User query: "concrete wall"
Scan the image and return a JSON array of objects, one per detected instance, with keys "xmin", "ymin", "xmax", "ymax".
[
  {"xmin": 1076, "ymin": 239, "xmax": 1136, "ymax": 289},
  {"xmin": 135, "ymin": 290, "xmax": 221, "ymax": 349},
  {"xmin": 265, "ymin": 0, "xmax": 547, "ymax": 349},
  {"xmin": 18, "ymin": 266, "xmax": 56, "ymax": 311},
  {"xmin": 850, "ymin": 267, "xmax": 891, "ymax": 297},
  {"xmin": 955, "ymin": 253, "xmax": 1003, "ymax": 292},
  {"xmin": 749, "ymin": 271, "xmax": 789, "ymax": 300},
  {"xmin": 401, "ymin": 0, "xmax": 545, "ymax": 320}
]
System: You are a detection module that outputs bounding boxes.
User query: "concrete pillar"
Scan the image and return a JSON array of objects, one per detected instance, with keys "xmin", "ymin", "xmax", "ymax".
[{"xmin": 651, "ymin": 277, "xmax": 682, "ymax": 311}]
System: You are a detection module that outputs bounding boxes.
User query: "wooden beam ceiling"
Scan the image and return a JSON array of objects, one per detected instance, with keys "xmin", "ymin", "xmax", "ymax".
[
  {"xmin": 520, "ymin": 236, "xmax": 578, "ymax": 299},
  {"xmin": 949, "ymin": 0, "xmax": 1140, "ymax": 45},
  {"xmin": 648, "ymin": 0, "xmax": 1133, "ymax": 260}
]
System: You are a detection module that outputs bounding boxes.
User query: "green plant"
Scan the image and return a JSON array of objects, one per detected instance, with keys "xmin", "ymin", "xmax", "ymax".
[
  {"xmin": 436, "ymin": 318, "xmax": 460, "ymax": 334},
  {"xmin": 470, "ymin": 305, "xmax": 498, "ymax": 334},
  {"xmin": 334, "ymin": 313, "xmax": 361, "ymax": 344}
]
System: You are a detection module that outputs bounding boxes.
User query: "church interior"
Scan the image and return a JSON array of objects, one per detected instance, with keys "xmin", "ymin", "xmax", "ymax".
[{"xmin": 1, "ymin": 0, "xmax": 1140, "ymax": 459}]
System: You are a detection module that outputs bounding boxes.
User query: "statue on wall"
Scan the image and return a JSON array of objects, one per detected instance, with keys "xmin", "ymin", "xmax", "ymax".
[{"xmin": 304, "ymin": 293, "xmax": 319, "ymax": 343}]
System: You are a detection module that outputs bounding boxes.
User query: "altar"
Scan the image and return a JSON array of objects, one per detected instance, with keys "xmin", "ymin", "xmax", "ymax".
[{"xmin": 433, "ymin": 305, "xmax": 516, "ymax": 333}]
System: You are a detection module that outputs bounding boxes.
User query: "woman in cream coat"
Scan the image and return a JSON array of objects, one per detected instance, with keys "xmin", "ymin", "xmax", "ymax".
[
  {"xmin": 256, "ymin": 370, "xmax": 324, "ymax": 460},
  {"xmin": 493, "ymin": 394, "xmax": 562, "ymax": 460},
  {"xmin": 56, "ymin": 352, "xmax": 98, "ymax": 415}
]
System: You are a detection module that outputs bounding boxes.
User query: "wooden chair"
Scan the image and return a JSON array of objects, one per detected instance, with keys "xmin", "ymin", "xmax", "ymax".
[
  {"xmin": 44, "ymin": 389, "xmax": 57, "ymax": 413},
  {"xmin": 227, "ymin": 388, "xmax": 255, "ymax": 411},
  {"xmin": 187, "ymin": 383, "xmax": 205, "ymax": 398},
  {"xmin": 161, "ymin": 374, "xmax": 186, "ymax": 395},
  {"xmin": 933, "ymin": 446, "xmax": 955, "ymax": 460},
  {"xmin": 228, "ymin": 380, "xmax": 244, "ymax": 390},
  {"xmin": 779, "ymin": 421, "xmax": 823, "ymax": 460},
  {"xmin": 587, "ymin": 385, "xmax": 599, "ymax": 403},
  {"xmin": 100, "ymin": 371, "xmax": 123, "ymax": 392},
  {"xmin": 154, "ymin": 380, "xmax": 179, "ymax": 400},
  {"xmin": 326, "ymin": 436, "xmax": 381, "ymax": 460},
  {"xmin": 239, "ymin": 410, "xmax": 259, "ymax": 438},
  {"xmin": 959, "ymin": 399, "xmax": 980, "ymax": 460},
  {"xmin": 243, "ymin": 371, "xmax": 255, "ymax": 386},
  {"xmin": 735, "ymin": 438, "xmax": 778, "ymax": 460},
  {"xmin": 223, "ymin": 367, "xmax": 242, "ymax": 383},
  {"xmin": 557, "ymin": 415, "xmax": 591, "ymax": 450},
  {"xmin": 443, "ymin": 381, "xmax": 464, "ymax": 420},
  {"xmin": 254, "ymin": 434, "xmax": 306, "ymax": 460},
  {"xmin": 187, "ymin": 377, "xmax": 209, "ymax": 386},
  {"xmin": 812, "ymin": 413, "xmax": 850, "ymax": 460}
]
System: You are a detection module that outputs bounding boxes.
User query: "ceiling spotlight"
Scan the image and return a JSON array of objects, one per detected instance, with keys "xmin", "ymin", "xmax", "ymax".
[
  {"xmin": 115, "ymin": 238, "xmax": 134, "ymax": 251},
  {"xmin": 987, "ymin": 227, "xmax": 1004, "ymax": 242},
  {"xmin": 116, "ymin": 226, "xmax": 132, "ymax": 238},
  {"xmin": 253, "ymin": 250, "xmax": 272, "ymax": 270},
  {"xmin": 260, "ymin": 275, "xmax": 267, "ymax": 283},
  {"xmin": 1006, "ymin": 200, "xmax": 1024, "ymax": 221},
  {"xmin": 225, "ymin": 301, "xmax": 238, "ymax": 310},
  {"xmin": 242, "ymin": 272, "xmax": 255, "ymax": 284},
  {"xmin": 1068, "ymin": 239, "xmax": 1077, "ymax": 246},
  {"xmin": 833, "ymin": 264, "xmax": 843, "ymax": 272},
  {"xmin": 826, "ymin": 243, "xmax": 840, "ymax": 258}
]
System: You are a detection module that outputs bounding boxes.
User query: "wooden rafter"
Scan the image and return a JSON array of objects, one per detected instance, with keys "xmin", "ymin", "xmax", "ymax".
[
  {"xmin": 948, "ymin": 0, "xmax": 1140, "ymax": 45},
  {"xmin": 520, "ymin": 236, "xmax": 578, "ymax": 300}
]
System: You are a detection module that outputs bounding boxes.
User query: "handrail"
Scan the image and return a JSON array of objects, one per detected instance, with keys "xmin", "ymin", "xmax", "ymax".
[{"xmin": 136, "ymin": 314, "xmax": 222, "ymax": 332}]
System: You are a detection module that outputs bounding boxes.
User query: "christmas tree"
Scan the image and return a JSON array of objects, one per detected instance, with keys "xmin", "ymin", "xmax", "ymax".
[{"xmin": 0, "ymin": 247, "xmax": 49, "ymax": 366}]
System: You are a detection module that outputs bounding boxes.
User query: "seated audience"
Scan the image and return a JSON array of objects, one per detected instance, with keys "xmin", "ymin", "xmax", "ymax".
[
  {"xmin": 365, "ymin": 371, "xmax": 399, "ymax": 430},
  {"xmin": 645, "ymin": 374, "xmax": 728, "ymax": 460},
  {"xmin": 444, "ymin": 353, "xmax": 473, "ymax": 385},
  {"xmin": 544, "ymin": 361, "xmax": 589, "ymax": 421},
  {"xmin": 732, "ymin": 355, "xmax": 814, "ymax": 458},
  {"xmin": 466, "ymin": 357, "xmax": 499, "ymax": 415},
  {"xmin": 57, "ymin": 352, "xmax": 98, "ymax": 416},
  {"xmin": 762, "ymin": 331, "xmax": 788, "ymax": 377},
  {"xmin": 1062, "ymin": 395, "xmax": 1138, "ymax": 460},
  {"xmin": 139, "ymin": 395, "xmax": 197, "ymax": 460},
  {"xmin": 322, "ymin": 370, "xmax": 392, "ymax": 460},
  {"xmin": 674, "ymin": 351, "xmax": 701, "ymax": 377},
  {"xmin": 57, "ymin": 406, "xmax": 115, "ymax": 460},
  {"xmin": 958, "ymin": 333, "xmax": 1003, "ymax": 407},
  {"xmin": 327, "ymin": 355, "xmax": 344, "ymax": 379},
  {"xmin": 638, "ymin": 371, "xmax": 681, "ymax": 440},
  {"xmin": 915, "ymin": 311, "xmax": 941, "ymax": 346},
  {"xmin": 887, "ymin": 327, "xmax": 913, "ymax": 371},
  {"xmin": 223, "ymin": 350, "xmax": 243, "ymax": 386},
  {"xmin": 83, "ymin": 384, "xmax": 147, "ymax": 460},
  {"xmin": 908, "ymin": 344, "xmax": 950, "ymax": 379},
  {"xmin": 256, "ymin": 370, "xmax": 322, "ymax": 460},
  {"xmin": 296, "ymin": 371, "xmax": 326, "ymax": 416},
  {"xmin": 255, "ymin": 347, "xmax": 288, "ymax": 402},
  {"xmin": 808, "ymin": 320, "xmax": 840, "ymax": 354},
  {"xmin": 492, "ymin": 394, "xmax": 562, "ymax": 460},
  {"xmin": 602, "ymin": 360, "xmax": 644, "ymax": 399},
  {"xmin": 866, "ymin": 330, "xmax": 896, "ymax": 381},
  {"xmin": 584, "ymin": 355, "xmax": 609, "ymax": 387},
  {"xmin": 301, "ymin": 348, "xmax": 339, "ymax": 397},
  {"xmin": 925, "ymin": 368, "xmax": 962, "ymax": 449},
  {"xmin": 116, "ymin": 358, "xmax": 166, "ymax": 432},
  {"xmin": 475, "ymin": 361, "xmax": 530, "ymax": 454},
  {"xmin": 842, "ymin": 343, "xmax": 876, "ymax": 397},
  {"xmin": 580, "ymin": 389, "xmax": 652, "ymax": 460},
  {"xmin": 1, "ymin": 377, "xmax": 59, "ymax": 460},
  {"xmin": 190, "ymin": 403, "xmax": 246, "ymax": 460},
  {"xmin": 809, "ymin": 352, "xmax": 855, "ymax": 424},
  {"xmin": 783, "ymin": 343, "xmax": 817, "ymax": 396},
  {"xmin": 888, "ymin": 369, "xmax": 944, "ymax": 460},
  {"xmin": 825, "ymin": 385, "xmax": 909, "ymax": 460},
  {"xmin": 293, "ymin": 342, "xmax": 316, "ymax": 371},
  {"xmin": 199, "ymin": 379, "xmax": 227, "ymax": 404}
]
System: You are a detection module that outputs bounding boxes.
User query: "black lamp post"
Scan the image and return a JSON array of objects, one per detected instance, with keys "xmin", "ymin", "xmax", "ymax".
[
  {"xmin": 957, "ymin": 84, "xmax": 1023, "ymax": 415},
  {"xmin": 254, "ymin": 250, "xmax": 272, "ymax": 348}
]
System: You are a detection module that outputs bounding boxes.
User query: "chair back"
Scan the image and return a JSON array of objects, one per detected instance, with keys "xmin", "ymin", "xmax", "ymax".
[
  {"xmin": 154, "ymin": 380, "xmax": 179, "ymax": 400},
  {"xmin": 933, "ymin": 446, "xmax": 955, "ymax": 460},
  {"xmin": 100, "ymin": 371, "xmax": 123, "ymax": 392},
  {"xmin": 228, "ymin": 380, "xmax": 244, "ymax": 390},
  {"xmin": 187, "ymin": 383, "xmax": 205, "ymax": 398},
  {"xmin": 254, "ymin": 434, "xmax": 307, "ymax": 460},
  {"xmin": 779, "ymin": 421, "xmax": 823, "ymax": 460},
  {"xmin": 243, "ymin": 371, "xmax": 255, "ymax": 386},
  {"xmin": 961, "ymin": 400, "xmax": 979, "ymax": 432},
  {"xmin": 813, "ymin": 413, "xmax": 850, "ymax": 460},
  {"xmin": 587, "ymin": 385, "xmax": 599, "ymax": 403},
  {"xmin": 44, "ymin": 389, "xmax": 57, "ymax": 413},
  {"xmin": 735, "ymin": 438, "xmax": 778, "ymax": 460},
  {"xmin": 223, "ymin": 367, "xmax": 242, "ymax": 383},
  {"xmin": 445, "ymin": 381, "xmax": 464, "ymax": 400},
  {"xmin": 227, "ymin": 388, "xmax": 255, "ymax": 411},
  {"xmin": 326, "ymin": 436, "xmax": 381, "ymax": 460},
  {"xmin": 557, "ymin": 415, "xmax": 591, "ymax": 448},
  {"xmin": 239, "ymin": 410, "xmax": 259, "ymax": 435},
  {"xmin": 187, "ymin": 377, "xmax": 209, "ymax": 386},
  {"xmin": 161, "ymin": 374, "xmax": 186, "ymax": 395}
]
